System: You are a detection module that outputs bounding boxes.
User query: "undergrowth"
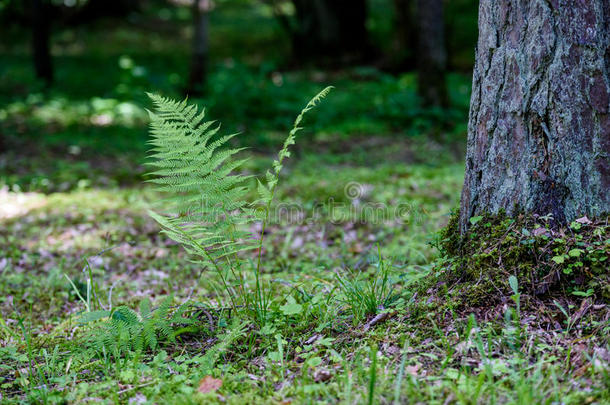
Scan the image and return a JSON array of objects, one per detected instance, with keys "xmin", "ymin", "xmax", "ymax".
[
  {"xmin": 146, "ymin": 87, "xmax": 333, "ymax": 325},
  {"xmin": 335, "ymin": 246, "xmax": 398, "ymax": 323}
]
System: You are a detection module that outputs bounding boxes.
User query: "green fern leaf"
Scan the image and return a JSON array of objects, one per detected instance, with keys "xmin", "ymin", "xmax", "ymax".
[{"xmin": 146, "ymin": 94, "xmax": 255, "ymax": 270}]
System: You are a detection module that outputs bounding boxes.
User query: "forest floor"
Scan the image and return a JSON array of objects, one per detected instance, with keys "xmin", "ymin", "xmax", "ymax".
[
  {"xmin": 1, "ymin": 139, "xmax": 608, "ymax": 403},
  {"xmin": 1, "ymin": 2, "xmax": 609, "ymax": 403}
]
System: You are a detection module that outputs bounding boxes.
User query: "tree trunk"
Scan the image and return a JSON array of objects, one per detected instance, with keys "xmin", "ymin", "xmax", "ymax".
[
  {"xmin": 31, "ymin": 0, "xmax": 53, "ymax": 85},
  {"xmin": 290, "ymin": 0, "xmax": 371, "ymax": 64},
  {"xmin": 66, "ymin": 0, "xmax": 140, "ymax": 24},
  {"xmin": 187, "ymin": 0, "xmax": 209, "ymax": 96},
  {"xmin": 416, "ymin": 0, "xmax": 448, "ymax": 108},
  {"xmin": 393, "ymin": 0, "xmax": 417, "ymax": 70},
  {"xmin": 459, "ymin": 0, "xmax": 610, "ymax": 233}
]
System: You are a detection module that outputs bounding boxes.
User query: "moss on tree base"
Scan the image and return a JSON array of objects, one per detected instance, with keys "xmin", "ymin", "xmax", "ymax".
[{"xmin": 423, "ymin": 211, "xmax": 609, "ymax": 310}]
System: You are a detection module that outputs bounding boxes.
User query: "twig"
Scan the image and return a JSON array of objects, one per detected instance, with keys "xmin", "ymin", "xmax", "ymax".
[
  {"xmin": 117, "ymin": 381, "xmax": 156, "ymax": 395},
  {"xmin": 363, "ymin": 311, "xmax": 396, "ymax": 331}
]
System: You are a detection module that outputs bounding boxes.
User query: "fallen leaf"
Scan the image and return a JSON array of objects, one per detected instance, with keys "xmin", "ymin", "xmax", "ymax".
[
  {"xmin": 313, "ymin": 368, "xmax": 332, "ymax": 382},
  {"xmin": 575, "ymin": 216, "xmax": 592, "ymax": 224},
  {"xmin": 363, "ymin": 311, "xmax": 396, "ymax": 331},
  {"xmin": 532, "ymin": 227, "xmax": 549, "ymax": 237},
  {"xmin": 573, "ymin": 363, "xmax": 590, "ymax": 377},
  {"xmin": 348, "ymin": 243, "xmax": 364, "ymax": 253},
  {"xmin": 290, "ymin": 236, "xmax": 304, "ymax": 249},
  {"xmin": 155, "ymin": 248, "xmax": 168, "ymax": 258},
  {"xmin": 405, "ymin": 364, "xmax": 420, "ymax": 376},
  {"xmin": 304, "ymin": 334, "xmax": 321, "ymax": 345},
  {"xmin": 247, "ymin": 373, "xmax": 265, "ymax": 382},
  {"xmin": 198, "ymin": 376, "xmax": 222, "ymax": 393}
]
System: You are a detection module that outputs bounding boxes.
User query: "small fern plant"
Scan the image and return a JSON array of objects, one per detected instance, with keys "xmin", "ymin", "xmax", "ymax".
[
  {"xmin": 146, "ymin": 87, "xmax": 332, "ymax": 324},
  {"xmin": 80, "ymin": 297, "xmax": 193, "ymax": 361},
  {"xmin": 192, "ymin": 318, "xmax": 246, "ymax": 375}
]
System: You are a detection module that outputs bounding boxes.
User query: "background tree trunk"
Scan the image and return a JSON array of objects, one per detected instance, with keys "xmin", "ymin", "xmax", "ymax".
[
  {"xmin": 66, "ymin": 0, "xmax": 140, "ymax": 24},
  {"xmin": 459, "ymin": 0, "xmax": 610, "ymax": 233},
  {"xmin": 416, "ymin": 0, "xmax": 448, "ymax": 108},
  {"xmin": 31, "ymin": 0, "xmax": 53, "ymax": 85},
  {"xmin": 392, "ymin": 0, "xmax": 417, "ymax": 70},
  {"xmin": 290, "ymin": 0, "xmax": 371, "ymax": 64},
  {"xmin": 187, "ymin": 0, "xmax": 209, "ymax": 96}
]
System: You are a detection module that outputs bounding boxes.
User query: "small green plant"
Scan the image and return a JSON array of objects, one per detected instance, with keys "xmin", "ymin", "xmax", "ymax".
[
  {"xmin": 146, "ymin": 87, "xmax": 332, "ymax": 324},
  {"xmin": 553, "ymin": 300, "xmax": 576, "ymax": 336},
  {"xmin": 192, "ymin": 318, "xmax": 246, "ymax": 376},
  {"xmin": 16, "ymin": 317, "xmax": 51, "ymax": 403},
  {"xmin": 80, "ymin": 297, "xmax": 193, "ymax": 361},
  {"xmin": 368, "ymin": 343, "xmax": 378, "ymax": 405},
  {"xmin": 503, "ymin": 275, "xmax": 523, "ymax": 349},
  {"xmin": 335, "ymin": 246, "xmax": 396, "ymax": 323}
]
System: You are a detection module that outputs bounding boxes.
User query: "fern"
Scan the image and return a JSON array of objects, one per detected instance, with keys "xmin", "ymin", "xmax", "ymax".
[
  {"xmin": 80, "ymin": 297, "xmax": 194, "ymax": 359},
  {"xmin": 193, "ymin": 318, "xmax": 246, "ymax": 375},
  {"xmin": 146, "ymin": 93, "xmax": 257, "ymax": 311},
  {"xmin": 251, "ymin": 86, "xmax": 333, "ymax": 319},
  {"xmin": 147, "ymin": 87, "xmax": 333, "ymax": 323},
  {"xmin": 146, "ymin": 94, "xmax": 255, "ymax": 261}
]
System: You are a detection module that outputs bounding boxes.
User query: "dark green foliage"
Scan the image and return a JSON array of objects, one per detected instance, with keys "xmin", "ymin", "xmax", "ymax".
[{"xmin": 194, "ymin": 318, "xmax": 247, "ymax": 375}]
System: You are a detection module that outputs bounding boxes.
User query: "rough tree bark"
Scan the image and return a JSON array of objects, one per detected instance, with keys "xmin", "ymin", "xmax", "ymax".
[
  {"xmin": 31, "ymin": 0, "xmax": 53, "ymax": 85},
  {"xmin": 186, "ymin": 0, "xmax": 210, "ymax": 96},
  {"xmin": 459, "ymin": 0, "xmax": 610, "ymax": 233},
  {"xmin": 416, "ymin": 0, "xmax": 448, "ymax": 108}
]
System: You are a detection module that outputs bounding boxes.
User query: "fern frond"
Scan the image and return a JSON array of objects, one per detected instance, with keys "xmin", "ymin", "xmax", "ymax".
[
  {"xmin": 258, "ymin": 86, "xmax": 334, "ymax": 205},
  {"xmin": 195, "ymin": 319, "xmax": 246, "ymax": 375},
  {"xmin": 147, "ymin": 94, "xmax": 255, "ymax": 274}
]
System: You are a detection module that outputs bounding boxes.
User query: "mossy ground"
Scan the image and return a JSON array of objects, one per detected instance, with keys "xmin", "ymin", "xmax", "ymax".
[{"xmin": 419, "ymin": 211, "xmax": 609, "ymax": 327}]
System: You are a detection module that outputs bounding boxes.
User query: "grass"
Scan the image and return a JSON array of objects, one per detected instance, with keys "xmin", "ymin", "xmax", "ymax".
[{"xmin": 335, "ymin": 246, "xmax": 397, "ymax": 323}]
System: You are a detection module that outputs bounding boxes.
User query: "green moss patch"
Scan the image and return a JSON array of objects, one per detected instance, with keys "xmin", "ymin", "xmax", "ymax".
[{"xmin": 426, "ymin": 211, "xmax": 609, "ymax": 309}]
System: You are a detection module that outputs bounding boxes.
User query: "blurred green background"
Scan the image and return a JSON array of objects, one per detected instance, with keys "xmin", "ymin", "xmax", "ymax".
[{"xmin": 0, "ymin": 0, "xmax": 477, "ymax": 192}]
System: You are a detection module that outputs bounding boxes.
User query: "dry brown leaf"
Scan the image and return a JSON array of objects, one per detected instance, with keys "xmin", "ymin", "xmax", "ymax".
[
  {"xmin": 198, "ymin": 376, "xmax": 222, "ymax": 393},
  {"xmin": 532, "ymin": 227, "xmax": 549, "ymax": 237},
  {"xmin": 348, "ymin": 243, "xmax": 363, "ymax": 253},
  {"xmin": 313, "ymin": 369, "xmax": 332, "ymax": 383},
  {"xmin": 405, "ymin": 364, "xmax": 420, "ymax": 376}
]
